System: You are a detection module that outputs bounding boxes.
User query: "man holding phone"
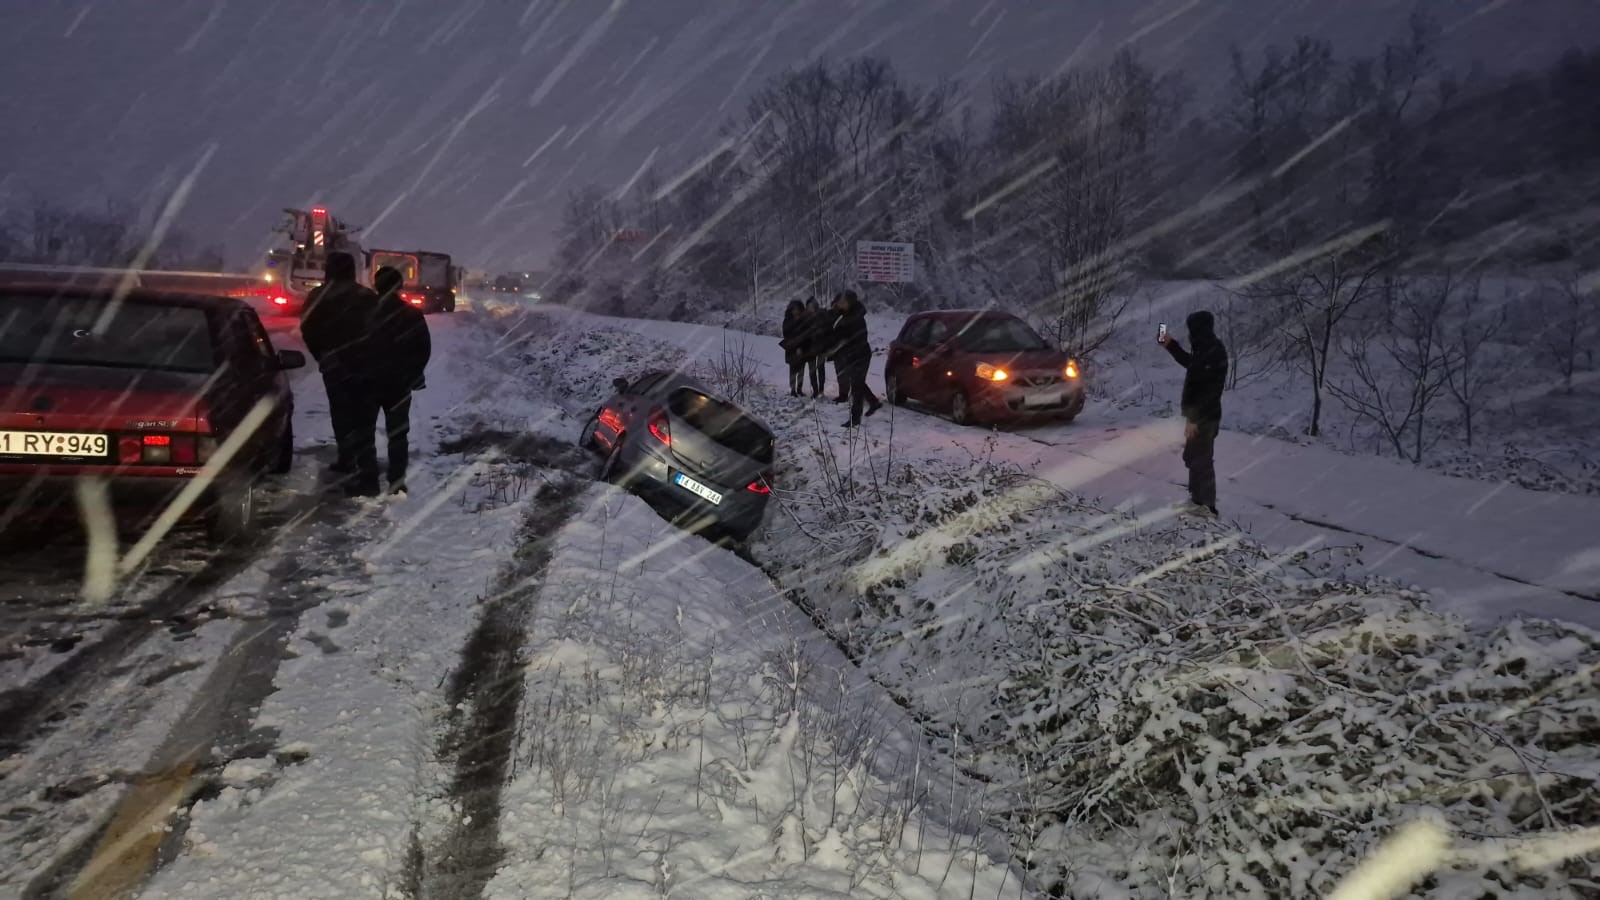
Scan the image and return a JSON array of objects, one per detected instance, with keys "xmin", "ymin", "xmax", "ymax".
[{"xmin": 1159, "ymin": 310, "xmax": 1229, "ymax": 517}]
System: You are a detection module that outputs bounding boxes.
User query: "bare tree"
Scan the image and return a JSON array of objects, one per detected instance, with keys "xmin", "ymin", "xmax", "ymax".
[
  {"xmin": 1330, "ymin": 272, "xmax": 1459, "ymax": 462},
  {"xmin": 1529, "ymin": 275, "xmax": 1597, "ymax": 393},
  {"xmin": 1441, "ymin": 277, "xmax": 1507, "ymax": 448}
]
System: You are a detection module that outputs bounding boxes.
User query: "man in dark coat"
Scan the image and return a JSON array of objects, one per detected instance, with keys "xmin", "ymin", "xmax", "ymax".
[
  {"xmin": 370, "ymin": 267, "xmax": 432, "ymax": 495},
  {"xmin": 1160, "ymin": 310, "xmax": 1229, "ymax": 516},
  {"xmin": 299, "ymin": 251, "xmax": 382, "ymax": 495},
  {"xmin": 780, "ymin": 299, "xmax": 808, "ymax": 396},
  {"xmin": 828, "ymin": 290, "xmax": 881, "ymax": 427}
]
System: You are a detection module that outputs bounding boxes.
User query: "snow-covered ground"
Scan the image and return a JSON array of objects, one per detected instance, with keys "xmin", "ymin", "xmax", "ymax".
[{"xmin": 485, "ymin": 300, "xmax": 1600, "ymax": 896}]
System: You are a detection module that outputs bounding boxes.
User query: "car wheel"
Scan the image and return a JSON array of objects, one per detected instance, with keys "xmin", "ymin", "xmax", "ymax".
[
  {"xmin": 208, "ymin": 474, "xmax": 256, "ymax": 543},
  {"xmin": 577, "ymin": 413, "xmax": 600, "ymax": 451},
  {"xmin": 270, "ymin": 421, "xmax": 293, "ymax": 474},
  {"xmin": 885, "ymin": 371, "xmax": 906, "ymax": 406},
  {"xmin": 950, "ymin": 389, "xmax": 973, "ymax": 426},
  {"xmin": 600, "ymin": 439, "xmax": 631, "ymax": 488}
]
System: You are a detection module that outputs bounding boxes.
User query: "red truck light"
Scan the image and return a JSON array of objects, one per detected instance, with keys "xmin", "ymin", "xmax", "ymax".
[{"xmin": 272, "ymin": 295, "xmax": 290, "ymax": 306}]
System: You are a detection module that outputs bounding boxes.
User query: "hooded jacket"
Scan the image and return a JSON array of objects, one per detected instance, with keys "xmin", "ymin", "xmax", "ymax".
[
  {"xmin": 828, "ymin": 296, "xmax": 871, "ymax": 369},
  {"xmin": 1164, "ymin": 310, "xmax": 1229, "ymax": 423}
]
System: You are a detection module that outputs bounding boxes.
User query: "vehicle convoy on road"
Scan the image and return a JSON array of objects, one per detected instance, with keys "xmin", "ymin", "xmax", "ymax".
[
  {"xmin": 368, "ymin": 249, "xmax": 458, "ymax": 313},
  {"xmin": 0, "ymin": 285, "xmax": 305, "ymax": 540},
  {"xmin": 884, "ymin": 309, "xmax": 1085, "ymax": 426},
  {"xmin": 578, "ymin": 370, "xmax": 775, "ymax": 542}
]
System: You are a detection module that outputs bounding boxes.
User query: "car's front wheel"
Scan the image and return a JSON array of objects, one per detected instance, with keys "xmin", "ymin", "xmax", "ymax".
[
  {"xmin": 208, "ymin": 473, "xmax": 256, "ymax": 543},
  {"xmin": 950, "ymin": 389, "xmax": 973, "ymax": 426},
  {"xmin": 885, "ymin": 370, "xmax": 906, "ymax": 406}
]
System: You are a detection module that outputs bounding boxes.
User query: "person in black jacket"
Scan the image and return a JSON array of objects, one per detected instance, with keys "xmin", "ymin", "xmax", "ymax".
[
  {"xmin": 300, "ymin": 251, "xmax": 382, "ymax": 494},
  {"xmin": 828, "ymin": 290, "xmax": 881, "ymax": 427},
  {"xmin": 370, "ymin": 267, "xmax": 432, "ymax": 495},
  {"xmin": 1160, "ymin": 310, "xmax": 1229, "ymax": 516},
  {"xmin": 802, "ymin": 297, "xmax": 828, "ymax": 398},
  {"xmin": 780, "ymin": 300, "xmax": 807, "ymax": 396}
]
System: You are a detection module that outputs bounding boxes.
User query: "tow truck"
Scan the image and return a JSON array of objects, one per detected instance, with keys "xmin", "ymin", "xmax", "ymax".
[
  {"xmin": 256, "ymin": 206, "xmax": 369, "ymax": 316},
  {"xmin": 367, "ymin": 248, "xmax": 457, "ymax": 313}
]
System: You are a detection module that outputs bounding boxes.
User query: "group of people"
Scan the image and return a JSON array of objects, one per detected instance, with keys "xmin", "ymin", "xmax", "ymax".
[
  {"xmin": 299, "ymin": 251, "xmax": 432, "ymax": 498},
  {"xmin": 780, "ymin": 290, "xmax": 882, "ymax": 428}
]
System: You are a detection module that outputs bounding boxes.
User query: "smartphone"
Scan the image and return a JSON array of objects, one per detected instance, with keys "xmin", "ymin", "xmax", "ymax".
[{"xmin": 1158, "ymin": 323, "xmax": 1167, "ymax": 342}]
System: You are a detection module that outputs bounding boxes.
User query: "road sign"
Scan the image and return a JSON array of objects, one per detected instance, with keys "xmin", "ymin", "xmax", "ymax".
[{"xmin": 856, "ymin": 241, "xmax": 915, "ymax": 283}]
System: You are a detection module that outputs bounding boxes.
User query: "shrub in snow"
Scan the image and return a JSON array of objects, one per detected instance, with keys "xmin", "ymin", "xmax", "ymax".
[{"xmin": 761, "ymin": 431, "xmax": 1600, "ymax": 897}]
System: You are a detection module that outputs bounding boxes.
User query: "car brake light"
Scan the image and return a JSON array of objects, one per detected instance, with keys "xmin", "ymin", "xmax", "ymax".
[
  {"xmin": 141, "ymin": 434, "xmax": 172, "ymax": 464},
  {"xmin": 746, "ymin": 474, "xmax": 772, "ymax": 494},
  {"xmin": 647, "ymin": 410, "xmax": 671, "ymax": 446},
  {"xmin": 142, "ymin": 435, "xmax": 171, "ymax": 446},
  {"xmin": 976, "ymin": 363, "xmax": 1008, "ymax": 382},
  {"xmin": 1065, "ymin": 360, "xmax": 1079, "ymax": 379},
  {"xmin": 273, "ymin": 295, "xmax": 289, "ymax": 306}
]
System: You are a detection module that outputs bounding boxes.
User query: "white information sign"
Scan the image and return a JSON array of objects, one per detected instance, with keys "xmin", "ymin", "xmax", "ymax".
[{"xmin": 856, "ymin": 241, "xmax": 915, "ymax": 283}]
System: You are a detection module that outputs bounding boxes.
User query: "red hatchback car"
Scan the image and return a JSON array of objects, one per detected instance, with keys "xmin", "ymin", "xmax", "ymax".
[
  {"xmin": 0, "ymin": 286, "xmax": 304, "ymax": 540},
  {"xmin": 884, "ymin": 310, "xmax": 1085, "ymax": 426}
]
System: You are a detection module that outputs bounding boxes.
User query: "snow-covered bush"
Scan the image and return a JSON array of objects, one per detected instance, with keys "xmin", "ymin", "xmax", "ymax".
[{"xmin": 759, "ymin": 423, "xmax": 1600, "ymax": 897}]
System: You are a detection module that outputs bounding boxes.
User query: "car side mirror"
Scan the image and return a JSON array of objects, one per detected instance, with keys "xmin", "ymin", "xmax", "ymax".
[
  {"xmin": 612, "ymin": 377, "xmax": 630, "ymax": 393},
  {"xmin": 276, "ymin": 349, "xmax": 307, "ymax": 370}
]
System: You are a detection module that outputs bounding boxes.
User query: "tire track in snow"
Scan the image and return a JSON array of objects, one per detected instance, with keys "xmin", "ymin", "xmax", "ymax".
[{"xmin": 406, "ymin": 473, "xmax": 585, "ymax": 898}]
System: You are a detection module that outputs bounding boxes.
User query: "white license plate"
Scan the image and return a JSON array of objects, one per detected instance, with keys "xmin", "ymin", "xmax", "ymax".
[
  {"xmin": 0, "ymin": 430, "xmax": 110, "ymax": 457},
  {"xmin": 673, "ymin": 472, "xmax": 724, "ymax": 505},
  {"xmin": 1023, "ymin": 390, "xmax": 1063, "ymax": 408}
]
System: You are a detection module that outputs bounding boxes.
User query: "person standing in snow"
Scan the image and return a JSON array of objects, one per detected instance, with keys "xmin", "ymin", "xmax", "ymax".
[
  {"xmin": 780, "ymin": 299, "xmax": 808, "ymax": 397},
  {"xmin": 829, "ymin": 290, "xmax": 881, "ymax": 427},
  {"xmin": 824, "ymin": 300, "xmax": 850, "ymax": 404},
  {"xmin": 802, "ymin": 297, "xmax": 828, "ymax": 398},
  {"xmin": 1159, "ymin": 310, "xmax": 1229, "ymax": 516},
  {"xmin": 300, "ymin": 251, "xmax": 382, "ymax": 495},
  {"xmin": 368, "ymin": 267, "xmax": 432, "ymax": 496}
]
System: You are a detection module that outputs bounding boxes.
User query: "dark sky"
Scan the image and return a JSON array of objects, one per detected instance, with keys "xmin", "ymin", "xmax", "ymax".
[{"xmin": 1, "ymin": 0, "xmax": 1595, "ymax": 272}]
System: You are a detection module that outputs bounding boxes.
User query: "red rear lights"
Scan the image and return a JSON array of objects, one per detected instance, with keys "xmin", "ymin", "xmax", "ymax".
[
  {"xmin": 118, "ymin": 437, "xmax": 143, "ymax": 464},
  {"xmin": 647, "ymin": 410, "xmax": 671, "ymax": 446},
  {"xmin": 118, "ymin": 433, "xmax": 201, "ymax": 466},
  {"xmin": 142, "ymin": 435, "xmax": 171, "ymax": 446},
  {"xmin": 746, "ymin": 469, "xmax": 775, "ymax": 494},
  {"xmin": 272, "ymin": 295, "xmax": 290, "ymax": 306}
]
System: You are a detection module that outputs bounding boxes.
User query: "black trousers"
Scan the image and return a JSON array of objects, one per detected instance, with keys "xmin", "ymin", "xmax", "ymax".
[
  {"xmin": 1183, "ymin": 419, "xmax": 1220, "ymax": 508},
  {"xmin": 833, "ymin": 360, "xmax": 849, "ymax": 400},
  {"xmin": 376, "ymin": 385, "xmax": 413, "ymax": 488},
  {"xmin": 806, "ymin": 355, "xmax": 826, "ymax": 395},
  {"xmin": 788, "ymin": 361, "xmax": 806, "ymax": 395},
  {"xmin": 327, "ymin": 376, "xmax": 381, "ymax": 492},
  {"xmin": 847, "ymin": 364, "xmax": 879, "ymax": 424}
]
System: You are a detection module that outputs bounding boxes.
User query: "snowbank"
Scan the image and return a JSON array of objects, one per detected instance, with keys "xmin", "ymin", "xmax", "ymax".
[{"xmin": 486, "ymin": 487, "xmax": 1025, "ymax": 898}]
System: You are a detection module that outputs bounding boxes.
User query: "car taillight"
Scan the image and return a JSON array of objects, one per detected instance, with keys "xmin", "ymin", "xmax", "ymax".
[
  {"xmin": 272, "ymin": 295, "xmax": 290, "ymax": 306},
  {"xmin": 118, "ymin": 437, "xmax": 143, "ymax": 464},
  {"xmin": 976, "ymin": 363, "xmax": 1008, "ymax": 382},
  {"xmin": 170, "ymin": 436, "xmax": 199, "ymax": 465},
  {"xmin": 746, "ymin": 471, "xmax": 773, "ymax": 494},
  {"xmin": 1065, "ymin": 360, "xmax": 1079, "ymax": 379},
  {"xmin": 647, "ymin": 410, "xmax": 671, "ymax": 446}
]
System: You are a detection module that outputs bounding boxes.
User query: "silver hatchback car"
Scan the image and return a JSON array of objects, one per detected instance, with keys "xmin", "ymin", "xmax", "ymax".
[{"xmin": 578, "ymin": 370, "xmax": 775, "ymax": 542}]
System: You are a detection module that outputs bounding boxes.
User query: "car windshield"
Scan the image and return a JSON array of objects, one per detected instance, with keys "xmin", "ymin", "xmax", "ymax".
[
  {"xmin": 667, "ymin": 388, "xmax": 774, "ymax": 464},
  {"xmin": 955, "ymin": 317, "xmax": 1050, "ymax": 352},
  {"xmin": 0, "ymin": 295, "xmax": 215, "ymax": 373}
]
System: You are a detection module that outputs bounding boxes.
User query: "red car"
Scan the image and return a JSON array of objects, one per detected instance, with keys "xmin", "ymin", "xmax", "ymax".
[
  {"xmin": 0, "ymin": 285, "xmax": 304, "ymax": 540},
  {"xmin": 884, "ymin": 310, "xmax": 1085, "ymax": 426}
]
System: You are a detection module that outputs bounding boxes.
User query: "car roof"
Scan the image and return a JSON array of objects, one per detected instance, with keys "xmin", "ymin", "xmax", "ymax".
[
  {"xmin": 633, "ymin": 369, "xmax": 775, "ymax": 434},
  {"xmin": 0, "ymin": 283, "xmax": 254, "ymax": 314},
  {"xmin": 909, "ymin": 308, "xmax": 1019, "ymax": 322}
]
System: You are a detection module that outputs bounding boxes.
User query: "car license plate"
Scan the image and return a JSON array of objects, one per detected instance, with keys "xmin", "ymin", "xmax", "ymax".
[
  {"xmin": 1023, "ymin": 390, "xmax": 1063, "ymax": 408},
  {"xmin": 673, "ymin": 472, "xmax": 723, "ymax": 505},
  {"xmin": 0, "ymin": 430, "xmax": 110, "ymax": 457}
]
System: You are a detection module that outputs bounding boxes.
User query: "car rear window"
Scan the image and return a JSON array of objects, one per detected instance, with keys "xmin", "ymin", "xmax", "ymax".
[
  {"xmin": 0, "ymin": 294, "xmax": 215, "ymax": 373},
  {"xmin": 955, "ymin": 316, "xmax": 1050, "ymax": 352},
  {"xmin": 667, "ymin": 388, "xmax": 774, "ymax": 463}
]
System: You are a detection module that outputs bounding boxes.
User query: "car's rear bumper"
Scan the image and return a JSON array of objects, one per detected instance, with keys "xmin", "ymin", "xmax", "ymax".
[
  {"xmin": 622, "ymin": 447, "xmax": 769, "ymax": 535},
  {"xmin": 0, "ymin": 469, "xmax": 210, "ymax": 528}
]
